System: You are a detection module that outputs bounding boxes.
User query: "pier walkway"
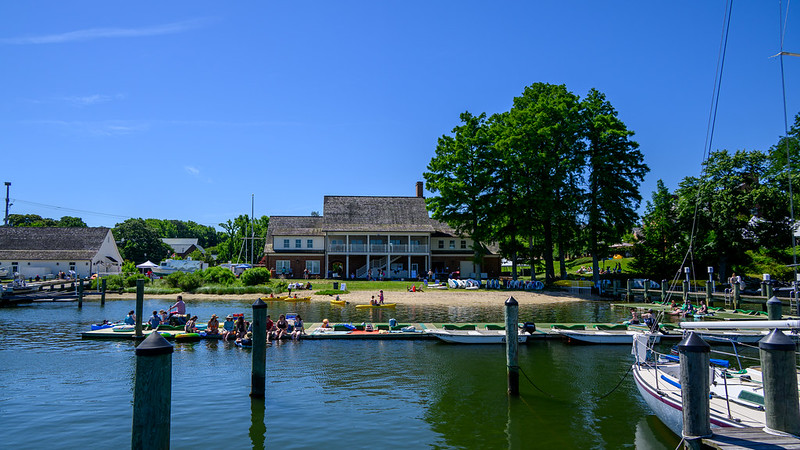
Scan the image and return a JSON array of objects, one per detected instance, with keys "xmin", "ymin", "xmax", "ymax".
[{"xmin": 702, "ymin": 427, "xmax": 800, "ymax": 449}]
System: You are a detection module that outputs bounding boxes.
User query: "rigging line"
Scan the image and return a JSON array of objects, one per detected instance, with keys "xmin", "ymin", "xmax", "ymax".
[
  {"xmin": 510, "ymin": 365, "xmax": 554, "ymax": 398},
  {"xmin": 779, "ymin": 0, "xmax": 799, "ymax": 273},
  {"xmin": 11, "ymin": 198, "xmax": 131, "ymax": 219},
  {"xmin": 685, "ymin": 0, "xmax": 734, "ymax": 284}
]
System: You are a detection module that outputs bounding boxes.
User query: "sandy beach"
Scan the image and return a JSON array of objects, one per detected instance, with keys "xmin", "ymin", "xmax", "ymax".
[{"xmin": 103, "ymin": 289, "xmax": 588, "ymax": 306}]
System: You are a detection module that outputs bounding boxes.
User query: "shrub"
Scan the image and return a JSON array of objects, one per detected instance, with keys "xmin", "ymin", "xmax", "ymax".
[
  {"xmin": 164, "ymin": 271, "xmax": 203, "ymax": 292},
  {"xmin": 240, "ymin": 267, "xmax": 271, "ymax": 286},
  {"xmin": 201, "ymin": 266, "xmax": 237, "ymax": 285},
  {"xmin": 92, "ymin": 274, "xmax": 125, "ymax": 290},
  {"xmin": 122, "ymin": 261, "xmax": 137, "ymax": 275},
  {"xmin": 125, "ymin": 273, "xmax": 149, "ymax": 287}
]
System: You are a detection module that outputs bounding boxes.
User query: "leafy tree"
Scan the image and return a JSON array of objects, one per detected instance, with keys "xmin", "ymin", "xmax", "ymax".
[
  {"xmin": 217, "ymin": 215, "xmax": 269, "ymax": 264},
  {"xmin": 113, "ymin": 218, "xmax": 172, "ymax": 264},
  {"xmin": 311, "ymin": 211, "xmax": 321, "ymax": 217},
  {"xmin": 424, "ymin": 111, "xmax": 494, "ymax": 272},
  {"xmin": 57, "ymin": 216, "xmax": 87, "ymax": 227},
  {"xmin": 8, "ymin": 214, "xmax": 58, "ymax": 227},
  {"xmin": 581, "ymin": 88, "xmax": 649, "ymax": 286},
  {"xmin": 144, "ymin": 218, "xmax": 220, "ymax": 248},
  {"xmin": 503, "ymin": 83, "xmax": 584, "ymax": 282},
  {"xmin": 631, "ymin": 180, "xmax": 682, "ymax": 279}
]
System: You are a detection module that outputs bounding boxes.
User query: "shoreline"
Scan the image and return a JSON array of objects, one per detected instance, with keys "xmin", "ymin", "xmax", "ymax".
[{"xmin": 102, "ymin": 289, "xmax": 590, "ymax": 306}]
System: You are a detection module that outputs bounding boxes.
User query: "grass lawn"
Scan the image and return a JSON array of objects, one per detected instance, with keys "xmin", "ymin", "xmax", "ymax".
[{"xmin": 502, "ymin": 256, "xmax": 636, "ymax": 279}]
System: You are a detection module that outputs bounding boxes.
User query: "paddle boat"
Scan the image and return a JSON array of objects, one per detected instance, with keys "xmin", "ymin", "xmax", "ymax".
[
  {"xmin": 426, "ymin": 328, "xmax": 530, "ymax": 344},
  {"xmin": 355, "ymin": 303, "xmax": 396, "ymax": 309}
]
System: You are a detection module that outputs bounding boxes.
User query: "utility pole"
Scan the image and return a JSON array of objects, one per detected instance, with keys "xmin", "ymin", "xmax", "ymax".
[
  {"xmin": 251, "ymin": 194, "xmax": 255, "ymax": 265},
  {"xmin": 4, "ymin": 182, "xmax": 10, "ymax": 226}
]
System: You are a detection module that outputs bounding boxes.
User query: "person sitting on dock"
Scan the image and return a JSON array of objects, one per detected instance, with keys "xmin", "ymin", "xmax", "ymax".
[
  {"xmin": 237, "ymin": 331, "xmax": 253, "ymax": 347},
  {"xmin": 168, "ymin": 295, "xmax": 186, "ymax": 316},
  {"xmin": 697, "ymin": 301, "xmax": 710, "ymax": 315},
  {"xmin": 320, "ymin": 318, "xmax": 332, "ymax": 329},
  {"xmin": 159, "ymin": 309, "xmax": 169, "ymax": 324},
  {"xmin": 206, "ymin": 314, "xmax": 220, "ymax": 335},
  {"xmin": 124, "ymin": 310, "xmax": 136, "ymax": 325},
  {"xmin": 291, "ymin": 315, "xmax": 305, "ymax": 340},
  {"xmin": 642, "ymin": 309, "xmax": 661, "ymax": 333},
  {"xmin": 370, "ymin": 295, "xmax": 377, "ymax": 305},
  {"xmin": 147, "ymin": 311, "xmax": 161, "ymax": 330},
  {"xmin": 265, "ymin": 315, "xmax": 275, "ymax": 340},
  {"xmin": 222, "ymin": 315, "xmax": 236, "ymax": 341},
  {"xmin": 275, "ymin": 314, "xmax": 289, "ymax": 340},
  {"xmin": 628, "ymin": 308, "xmax": 640, "ymax": 324},
  {"xmin": 185, "ymin": 315, "xmax": 199, "ymax": 333},
  {"xmin": 680, "ymin": 300, "xmax": 695, "ymax": 317},
  {"xmin": 235, "ymin": 315, "xmax": 247, "ymax": 339}
]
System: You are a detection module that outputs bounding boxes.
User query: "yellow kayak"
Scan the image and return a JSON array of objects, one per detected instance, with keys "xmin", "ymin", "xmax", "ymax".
[
  {"xmin": 260, "ymin": 296, "xmax": 288, "ymax": 301},
  {"xmin": 330, "ymin": 300, "xmax": 346, "ymax": 306},
  {"xmin": 355, "ymin": 303, "xmax": 396, "ymax": 309},
  {"xmin": 284, "ymin": 296, "xmax": 311, "ymax": 302}
]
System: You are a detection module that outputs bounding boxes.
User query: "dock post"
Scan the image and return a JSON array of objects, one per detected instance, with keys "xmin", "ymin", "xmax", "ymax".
[
  {"xmin": 504, "ymin": 296, "xmax": 519, "ymax": 396},
  {"xmin": 613, "ymin": 279, "xmax": 619, "ymax": 297},
  {"xmin": 251, "ymin": 299, "xmax": 268, "ymax": 398},
  {"xmin": 661, "ymin": 280, "xmax": 667, "ymax": 302},
  {"xmin": 766, "ymin": 282, "xmax": 774, "ymax": 301},
  {"xmin": 704, "ymin": 281, "xmax": 712, "ymax": 307},
  {"xmin": 135, "ymin": 279, "xmax": 144, "ymax": 338},
  {"xmin": 100, "ymin": 278, "xmax": 106, "ymax": 306},
  {"xmin": 626, "ymin": 279, "xmax": 633, "ymax": 302},
  {"xmin": 759, "ymin": 329, "xmax": 800, "ymax": 436},
  {"xmin": 733, "ymin": 282, "xmax": 741, "ymax": 310},
  {"xmin": 767, "ymin": 296, "xmax": 782, "ymax": 320},
  {"xmin": 131, "ymin": 331, "xmax": 173, "ymax": 450},
  {"xmin": 77, "ymin": 278, "xmax": 84, "ymax": 308},
  {"xmin": 682, "ymin": 280, "xmax": 689, "ymax": 302},
  {"xmin": 643, "ymin": 280, "xmax": 650, "ymax": 303},
  {"xmin": 678, "ymin": 332, "xmax": 712, "ymax": 449}
]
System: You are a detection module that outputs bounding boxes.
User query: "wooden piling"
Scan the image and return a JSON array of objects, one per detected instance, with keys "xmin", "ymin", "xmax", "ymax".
[
  {"xmin": 626, "ymin": 279, "xmax": 633, "ymax": 302},
  {"xmin": 765, "ymin": 282, "xmax": 774, "ymax": 300},
  {"xmin": 100, "ymin": 278, "xmax": 106, "ymax": 306},
  {"xmin": 759, "ymin": 329, "xmax": 800, "ymax": 437},
  {"xmin": 132, "ymin": 331, "xmax": 173, "ymax": 450},
  {"xmin": 767, "ymin": 296, "xmax": 782, "ymax": 320},
  {"xmin": 251, "ymin": 299, "xmax": 268, "ymax": 398},
  {"xmin": 705, "ymin": 281, "xmax": 712, "ymax": 306},
  {"xmin": 77, "ymin": 278, "xmax": 83, "ymax": 308},
  {"xmin": 135, "ymin": 279, "xmax": 144, "ymax": 338},
  {"xmin": 661, "ymin": 280, "xmax": 668, "ymax": 302},
  {"xmin": 682, "ymin": 280, "xmax": 689, "ymax": 302},
  {"xmin": 505, "ymin": 296, "xmax": 519, "ymax": 396},
  {"xmin": 678, "ymin": 332, "xmax": 712, "ymax": 449},
  {"xmin": 643, "ymin": 280, "xmax": 650, "ymax": 303},
  {"xmin": 733, "ymin": 283, "xmax": 741, "ymax": 310}
]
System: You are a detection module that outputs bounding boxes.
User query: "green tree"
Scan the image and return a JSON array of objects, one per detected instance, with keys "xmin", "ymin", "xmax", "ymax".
[
  {"xmin": 424, "ymin": 111, "xmax": 494, "ymax": 272},
  {"xmin": 503, "ymin": 83, "xmax": 584, "ymax": 283},
  {"xmin": 631, "ymin": 180, "xmax": 682, "ymax": 279},
  {"xmin": 217, "ymin": 215, "xmax": 269, "ymax": 264},
  {"xmin": 57, "ymin": 216, "xmax": 88, "ymax": 227},
  {"xmin": 113, "ymin": 218, "xmax": 172, "ymax": 264},
  {"xmin": 9, "ymin": 214, "xmax": 58, "ymax": 227},
  {"xmin": 581, "ymin": 88, "xmax": 649, "ymax": 286}
]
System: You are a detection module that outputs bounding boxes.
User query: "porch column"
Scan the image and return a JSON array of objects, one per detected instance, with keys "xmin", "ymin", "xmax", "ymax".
[
  {"xmin": 346, "ymin": 255, "xmax": 350, "ymax": 279},
  {"xmin": 408, "ymin": 255, "xmax": 411, "ymax": 279},
  {"xmin": 324, "ymin": 235, "xmax": 329, "ymax": 279}
]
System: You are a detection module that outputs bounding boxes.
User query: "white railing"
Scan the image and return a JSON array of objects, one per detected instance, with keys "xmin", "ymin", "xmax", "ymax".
[{"xmin": 328, "ymin": 243, "xmax": 430, "ymax": 254}]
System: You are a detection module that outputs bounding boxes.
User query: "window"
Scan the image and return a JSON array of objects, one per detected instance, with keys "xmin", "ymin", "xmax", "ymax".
[
  {"xmin": 11, "ymin": 262, "xmax": 18, "ymax": 274},
  {"xmin": 390, "ymin": 239, "xmax": 401, "ymax": 245},
  {"xmin": 449, "ymin": 240, "xmax": 455, "ymax": 249},
  {"xmin": 370, "ymin": 239, "xmax": 383, "ymax": 245},
  {"xmin": 283, "ymin": 239, "xmax": 290, "ymax": 249},
  {"xmin": 295, "ymin": 239, "xmax": 302, "ymax": 248},
  {"xmin": 331, "ymin": 239, "xmax": 343, "ymax": 245},
  {"xmin": 306, "ymin": 260, "xmax": 320, "ymax": 275},
  {"xmin": 307, "ymin": 239, "xmax": 313, "ymax": 249},
  {"xmin": 438, "ymin": 240, "xmax": 444, "ymax": 249},
  {"xmin": 69, "ymin": 262, "xmax": 76, "ymax": 272},
  {"xmin": 276, "ymin": 260, "xmax": 291, "ymax": 274},
  {"xmin": 461, "ymin": 240, "xmax": 467, "ymax": 249}
]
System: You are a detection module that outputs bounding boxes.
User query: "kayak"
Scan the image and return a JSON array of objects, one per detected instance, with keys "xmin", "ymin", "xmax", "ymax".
[
  {"xmin": 330, "ymin": 300, "xmax": 346, "ymax": 306},
  {"xmin": 355, "ymin": 303, "xmax": 396, "ymax": 309},
  {"xmin": 260, "ymin": 296, "xmax": 288, "ymax": 301},
  {"xmin": 175, "ymin": 332, "xmax": 201, "ymax": 341},
  {"xmin": 284, "ymin": 297, "xmax": 311, "ymax": 302}
]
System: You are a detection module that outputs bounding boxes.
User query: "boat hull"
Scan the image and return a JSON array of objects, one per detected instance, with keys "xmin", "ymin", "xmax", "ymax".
[
  {"xmin": 557, "ymin": 329, "xmax": 661, "ymax": 344},
  {"xmin": 427, "ymin": 329, "xmax": 528, "ymax": 344}
]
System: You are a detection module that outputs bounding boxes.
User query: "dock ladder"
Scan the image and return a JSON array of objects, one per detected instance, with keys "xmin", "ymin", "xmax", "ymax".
[{"xmin": 723, "ymin": 288, "xmax": 732, "ymax": 307}]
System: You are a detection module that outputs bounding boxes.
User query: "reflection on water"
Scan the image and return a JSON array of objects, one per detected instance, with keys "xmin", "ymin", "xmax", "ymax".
[{"xmin": 0, "ymin": 298, "xmax": 676, "ymax": 448}]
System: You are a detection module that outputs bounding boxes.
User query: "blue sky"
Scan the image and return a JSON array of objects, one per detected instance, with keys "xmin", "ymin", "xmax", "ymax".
[{"xmin": 0, "ymin": 1, "xmax": 797, "ymax": 230}]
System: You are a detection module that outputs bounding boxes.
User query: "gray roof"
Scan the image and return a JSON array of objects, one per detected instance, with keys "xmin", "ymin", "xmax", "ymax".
[
  {"xmin": 322, "ymin": 196, "xmax": 435, "ymax": 233},
  {"xmin": 162, "ymin": 238, "xmax": 204, "ymax": 255},
  {"xmin": 0, "ymin": 227, "xmax": 110, "ymax": 261},
  {"xmin": 264, "ymin": 216, "xmax": 324, "ymax": 253}
]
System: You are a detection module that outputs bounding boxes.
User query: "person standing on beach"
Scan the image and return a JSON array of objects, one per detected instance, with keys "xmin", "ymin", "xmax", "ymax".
[{"xmin": 378, "ymin": 290, "xmax": 384, "ymax": 304}]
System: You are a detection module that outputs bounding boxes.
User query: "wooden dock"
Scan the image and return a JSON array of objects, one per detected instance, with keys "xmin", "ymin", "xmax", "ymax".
[{"xmin": 702, "ymin": 427, "xmax": 800, "ymax": 449}]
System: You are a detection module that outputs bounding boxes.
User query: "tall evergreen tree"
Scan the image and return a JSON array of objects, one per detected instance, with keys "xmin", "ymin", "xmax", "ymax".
[{"xmin": 581, "ymin": 88, "xmax": 649, "ymax": 286}]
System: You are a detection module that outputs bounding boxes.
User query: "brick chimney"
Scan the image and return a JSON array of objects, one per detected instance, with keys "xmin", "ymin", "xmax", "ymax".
[{"xmin": 416, "ymin": 181, "xmax": 424, "ymax": 198}]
